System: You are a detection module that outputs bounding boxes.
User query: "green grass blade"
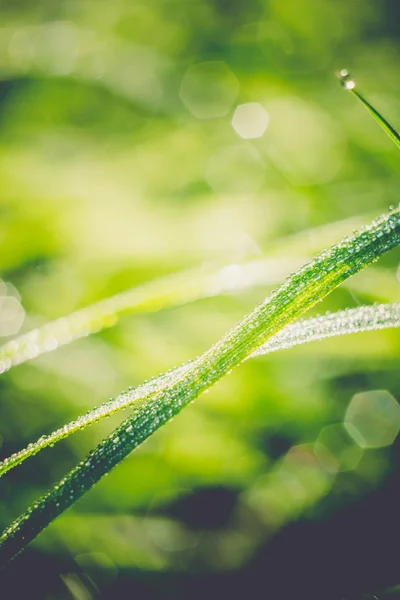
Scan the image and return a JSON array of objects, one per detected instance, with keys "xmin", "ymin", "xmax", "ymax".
[
  {"xmin": 1, "ymin": 208, "xmax": 400, "ymax": 566},
  {"xmin": 0, "ymin": 215, "xmax": 370, "ymax": 376},
  {"xmin": 339, "ymin": 69, "xmax": 400, "ymax": 150},
  {"xmin": 0, "ymin": 363, "xmax": 191, "ymax": 477},
  {"xmin": 252, "ymin": 302, "xmax": 400, "ymax": 356},
  {"xmin": 2, "ymin": 301, "xmax": 400, "ymax": 479}
]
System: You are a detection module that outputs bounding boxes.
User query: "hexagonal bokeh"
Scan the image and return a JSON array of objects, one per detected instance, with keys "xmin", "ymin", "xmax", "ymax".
[
  {"xmin": 179, "ymin": 61, "xmax": 239, "ymax": 119},
  {"xmin": 232, "ymin": 103, "xmax": 270, "ymax": 139},
  {"xmin": 314, "ymin": 423, "xmax": 363, "ymax": 473},
  {"xmin": 344, "ymin": 390, "xmax": 400, "ymax": 449}
]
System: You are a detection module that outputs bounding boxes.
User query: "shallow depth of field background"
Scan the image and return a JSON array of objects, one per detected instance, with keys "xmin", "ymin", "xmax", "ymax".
[{"xmin": 0, "ymin": 1, "xmax": 399, "ymax": 598}]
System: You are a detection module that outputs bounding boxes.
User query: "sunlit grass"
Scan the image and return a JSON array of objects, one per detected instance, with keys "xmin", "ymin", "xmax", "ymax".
[
  {"xmin": 0, "ymin": 68, "xmax": 399, "ymax": 583},
  {"xmin": 0, "ymin": 214, "xmax": 370, "ymax": 375},
  {"xmin": 1, "ymin": 302, "xmax": 400, "ymax": 479},
  {"xmin": 1, "ymin": 207, "xmax": 400, "ymax": 565}
]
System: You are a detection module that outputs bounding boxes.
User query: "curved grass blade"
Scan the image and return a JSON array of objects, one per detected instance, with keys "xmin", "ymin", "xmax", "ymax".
[
  {"xmin": 1, "ymin": 208, "xmax": 400, "ymax": 566},
  {"xmin": 252, "ymin": 302, "xmax": 400, "ymax": 356},
  {"xmin": 0, "ymin": 215, "xmax": 370, "ymax": 376},
  {"xmin": 2, "ymin": 302, "xmax": 400, "ymax": 479},
  {"xmin": 339, "ymin": 69, "xmax": 400, "ymax": 150}
]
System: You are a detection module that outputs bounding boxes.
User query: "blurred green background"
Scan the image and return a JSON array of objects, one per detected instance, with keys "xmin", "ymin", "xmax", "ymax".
[{"xmin": 0, "ymin": 1, "xmax": 399, "ymax": 598}]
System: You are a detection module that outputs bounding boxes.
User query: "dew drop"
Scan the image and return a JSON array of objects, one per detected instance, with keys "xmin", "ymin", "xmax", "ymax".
[{"xmin": 339, "ymin": 69, "xmax": 356, "ymax": 90}]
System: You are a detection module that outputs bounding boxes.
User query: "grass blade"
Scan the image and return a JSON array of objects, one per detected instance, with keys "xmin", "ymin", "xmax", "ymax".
[
  {"xmin": 0, "ymin": 364, "xmax": 191, "ymax": 477},
  {"xmin": 339, "ymin": 69, "xmax": 400, "ymax": 150},
  {"xmin": 1, "ymin": 208, "xmax": 400, "ymax": 565},
  {"xmin": 0, "ymin": 215, "xmax": 371, "ymax": 376},
  {"xmin": 252, "ymin": 302, "xmax": 400, "ymax": 356},
  {"xmin": 2, "ymin": 302, "xmax": 400, "ymax": 479}
]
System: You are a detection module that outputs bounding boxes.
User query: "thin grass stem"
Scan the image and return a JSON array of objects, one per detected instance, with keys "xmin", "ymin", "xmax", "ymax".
[{"xmin": 339, "ymin": 69, "xmax": 400, "ymax": 150}]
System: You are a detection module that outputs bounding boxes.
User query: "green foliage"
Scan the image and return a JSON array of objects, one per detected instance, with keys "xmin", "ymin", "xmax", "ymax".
[
  {"xmin": 1, "ymin": 302, "xmax": 400, "ymax": 480},
  {"xmin": 1, "ymin": 208, "xmax": 400, "ymax": 564},
  {"xmin": 0, "ymin": 2, "xmax": 399, "ymax": 596}
]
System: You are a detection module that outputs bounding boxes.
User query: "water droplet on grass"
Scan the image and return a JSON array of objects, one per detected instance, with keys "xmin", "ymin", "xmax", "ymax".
[{"xmin": 339, "ymin": 69, "xmax": 356, "ymax": 90}]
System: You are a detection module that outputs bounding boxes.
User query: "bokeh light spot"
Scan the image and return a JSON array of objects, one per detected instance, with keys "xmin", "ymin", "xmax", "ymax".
[
  {"xmin": 179, "ymin": 61, "xmax": 239, "ymax": 119},
  {"xmin": 232, "ymin": 103, "xmax": 270, "ymax": 139},
  {"xmin": 0, "ymin": 283, "xmax": 25, "ymax": 337},
  {"xmin": 314, "ymin": 423, "xmax": 363, "ymax": 473},
  {"xmin": 344, "ymin": 390, "xmax": 400, "ymax": 449}
]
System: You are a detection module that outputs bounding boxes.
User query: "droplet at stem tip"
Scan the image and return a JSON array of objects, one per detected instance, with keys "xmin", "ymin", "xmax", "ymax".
[{"xmin": 338, "ymin": 68, "xmax": 356, "ymax": 91}]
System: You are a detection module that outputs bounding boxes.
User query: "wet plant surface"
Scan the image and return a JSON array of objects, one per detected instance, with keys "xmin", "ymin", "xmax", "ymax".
[{"xmin": 0, "ymin": 2, "xmax": 399, "ymax": 598}]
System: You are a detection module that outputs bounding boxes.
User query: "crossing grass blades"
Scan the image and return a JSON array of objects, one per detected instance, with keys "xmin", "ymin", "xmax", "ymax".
[{"xmin": 0, "ymin": 71, "xmax": 399, "ymax": 567}]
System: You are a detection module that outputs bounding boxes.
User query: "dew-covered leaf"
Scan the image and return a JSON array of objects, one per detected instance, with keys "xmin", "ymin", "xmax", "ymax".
[{"xmin": 1, "ymin": 207, "xmax": 400, "ymax": 565}]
